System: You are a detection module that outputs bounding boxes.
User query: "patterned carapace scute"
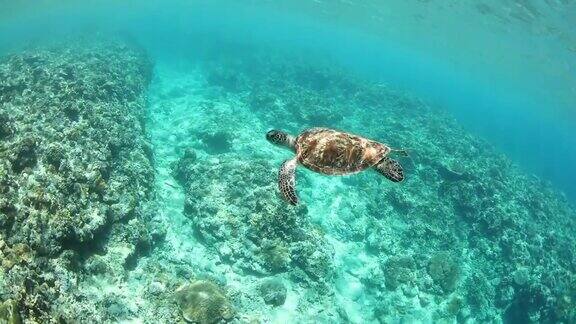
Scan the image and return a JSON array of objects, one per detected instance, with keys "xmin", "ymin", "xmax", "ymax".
[{"xmin": 296, "ymin": 128, "xmax": 390, "ymax": 175}]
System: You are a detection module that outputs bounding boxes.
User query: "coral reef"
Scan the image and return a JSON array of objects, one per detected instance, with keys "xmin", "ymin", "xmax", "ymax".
[
  {"xmin": 0, "ymin": 38, "xmax": 156, "ymax": 322},
  {"xmin": 174, "ymin": 154, "xmax": 334, "ymax": 283},
  {"xmin": 0, "ymin": 38, "xmax": 153, "ymax": 253}
]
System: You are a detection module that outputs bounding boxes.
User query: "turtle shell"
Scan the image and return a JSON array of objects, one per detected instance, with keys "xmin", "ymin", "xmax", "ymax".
[{"xmin": 295, "ymin": 128, "xmax": 390, "ymax": 175}]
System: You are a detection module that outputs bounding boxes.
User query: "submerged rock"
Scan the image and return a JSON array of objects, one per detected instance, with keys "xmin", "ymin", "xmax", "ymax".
[
  {"xmin": 383, "ymin": 256, "xmax": 415, "ymax": 291},
  {"xmin": 259, "ymin": 278, "xmax": 287, "ymax": 306},
  {"xmin": 175, "ymin": 280, "xmax": 235, "ymax": 324},
  {"xmin": 0, "ymin": 113, "xmax": 14, "ymax": 140},
  {"xmin": 428, "ymin": 252, "xmax": 460, "ymax": 293}
]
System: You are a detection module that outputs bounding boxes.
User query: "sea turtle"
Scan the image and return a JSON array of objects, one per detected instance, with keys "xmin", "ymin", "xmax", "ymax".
[{"xmin": 266, "ymin": 128, "xmax": 407, "ymax": 205}]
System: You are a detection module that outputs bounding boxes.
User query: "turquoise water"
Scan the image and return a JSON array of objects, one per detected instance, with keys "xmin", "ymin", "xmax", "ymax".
[{"xmin": 0, "ymin": 1, "xmax": 575, "ymax": 323}]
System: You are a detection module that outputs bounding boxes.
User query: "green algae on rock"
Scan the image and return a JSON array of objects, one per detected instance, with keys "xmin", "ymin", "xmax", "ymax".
[
  {"xmin": 0, "ymin": 241, "xmax": 32, "ymax": 270},
  {"xmin": 0, "ymin": 299, "xmax": 21, "ymax": 324}
]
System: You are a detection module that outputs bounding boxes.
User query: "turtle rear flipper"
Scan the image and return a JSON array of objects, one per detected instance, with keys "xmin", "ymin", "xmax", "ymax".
[
  {"xmin": 375, "ymin": 157, "xmax": 404, "ymax": 182},
  {"xmin": 279, "ymin": 158, "xmax": 299, "ymax": 205}
]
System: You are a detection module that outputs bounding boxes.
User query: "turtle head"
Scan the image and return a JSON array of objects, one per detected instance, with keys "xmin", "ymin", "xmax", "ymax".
[{"xmin": 266, "ymin": 130, "xmax": 296, "ymax": 151}]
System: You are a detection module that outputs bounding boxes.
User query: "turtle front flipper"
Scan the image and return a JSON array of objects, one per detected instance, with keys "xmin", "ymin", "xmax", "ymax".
[
  {"xmin": 375, "ymin": 157, "xmax": 404, "ymax": 182},
  {"xmin": 278, "ymin": 158, "xmax": 299, "ymax": 205}
]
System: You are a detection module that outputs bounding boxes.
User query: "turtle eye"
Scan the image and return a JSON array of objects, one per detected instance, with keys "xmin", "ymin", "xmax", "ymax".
[{"xmin": 266, "ymin": 131, "xmax": 277, "ymax": 142}]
